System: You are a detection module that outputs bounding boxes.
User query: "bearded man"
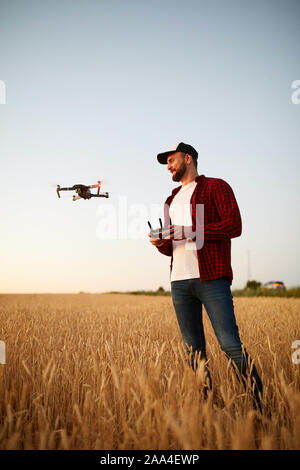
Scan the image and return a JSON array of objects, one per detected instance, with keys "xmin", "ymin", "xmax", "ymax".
[{"xmin": 149, "ymin": 142, "xmax": 263, "ymax": 412}]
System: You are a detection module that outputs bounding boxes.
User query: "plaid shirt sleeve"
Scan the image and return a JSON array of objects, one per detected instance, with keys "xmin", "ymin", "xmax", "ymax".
[
  {"xmin": 203, "ymin": 179, "xmax": 242, "ymax": 240},
  {"xmin": 156, "ymin": 239, "xmax": 172, "ymax": 256}
]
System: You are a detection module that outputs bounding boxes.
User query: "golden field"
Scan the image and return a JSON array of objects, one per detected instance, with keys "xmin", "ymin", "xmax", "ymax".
[{"xmin": 0, "ymin": 293, "xmax": 299, "ymax": 450}]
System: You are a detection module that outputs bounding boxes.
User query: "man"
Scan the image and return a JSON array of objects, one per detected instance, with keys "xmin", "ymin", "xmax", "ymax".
[{"xmin": 149, "ymin": 142, "xmax": 263, "ymax": 412}]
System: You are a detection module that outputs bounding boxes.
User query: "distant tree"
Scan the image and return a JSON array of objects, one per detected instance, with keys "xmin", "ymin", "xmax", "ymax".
[
  {"xmin": 156, "ymin": 286, "xmax": 165, "ymax": 294},
  {"xmin": 246, "ymin": 280, "xmax": 261, "ymax": 290}
]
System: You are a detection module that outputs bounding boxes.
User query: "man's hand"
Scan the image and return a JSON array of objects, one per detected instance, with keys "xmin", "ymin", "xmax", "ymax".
[
  {"xmin": 148, "ymin": 225, "xmax": 174, "ymax": 246},
  {"xmin": 148, "ymin": 234, "xmax": 166, "ymax": 247}
]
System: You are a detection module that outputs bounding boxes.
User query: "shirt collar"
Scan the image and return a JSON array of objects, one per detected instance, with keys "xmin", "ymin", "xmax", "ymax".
[{"xmin": 171, "ymin": 174, "xmax": 205, "ymax": 194}]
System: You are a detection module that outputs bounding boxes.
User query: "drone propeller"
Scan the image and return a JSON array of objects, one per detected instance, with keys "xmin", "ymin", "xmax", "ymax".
[
  {"xmin": 89, "ymin": 182, "xmax": 100, "ymax": 188},
  {"xmin": 89, "ymin": 180, "xmax": 102, "ymax": 195}
]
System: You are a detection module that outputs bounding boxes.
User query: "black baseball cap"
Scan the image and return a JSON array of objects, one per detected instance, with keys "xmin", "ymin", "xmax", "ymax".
[{"xmin": 157, "ymin": 142, "xmax": 198, "ymax": 164}]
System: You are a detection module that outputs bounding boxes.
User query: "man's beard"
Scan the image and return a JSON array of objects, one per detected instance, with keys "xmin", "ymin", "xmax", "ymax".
[{"xmin": 172, "ymin": 161, "xmax": 187, "ymax": 182}]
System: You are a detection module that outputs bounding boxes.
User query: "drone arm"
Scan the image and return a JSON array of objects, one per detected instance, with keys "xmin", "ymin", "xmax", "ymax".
[
  {"xmin": 91, "ymin": 192, "xmax": 109, "ymax": 198},
  {"xmin": 59, "ymin": 186, "xmax": 76, "ymax": 191}
]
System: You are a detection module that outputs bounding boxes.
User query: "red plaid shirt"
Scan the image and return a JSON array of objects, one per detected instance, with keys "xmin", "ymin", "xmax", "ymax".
[{"xmin": 156, "ymin": 174, "xmax": 242, "ymax": 285}]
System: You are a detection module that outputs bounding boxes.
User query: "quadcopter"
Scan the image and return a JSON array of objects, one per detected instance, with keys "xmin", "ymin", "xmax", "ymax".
[{"xmin": 56, "ymin": 181, "xmax": 109, "ymax": 201}]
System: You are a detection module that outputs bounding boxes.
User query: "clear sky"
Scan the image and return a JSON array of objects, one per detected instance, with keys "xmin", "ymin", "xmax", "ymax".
[{"xmin": 0, "ymin": 0, "xmax": 299, "ymax": 293}]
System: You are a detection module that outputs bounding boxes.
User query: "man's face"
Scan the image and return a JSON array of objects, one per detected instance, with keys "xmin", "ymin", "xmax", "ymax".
[{"xmin": 167, "ymin": 152, "xmax": 187, "ymax": 182}]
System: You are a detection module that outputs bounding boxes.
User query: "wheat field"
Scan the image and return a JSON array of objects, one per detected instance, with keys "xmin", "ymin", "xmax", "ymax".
[{"xmin": 0, "ymin": 293, "xmax": 299, "ymax": 450}]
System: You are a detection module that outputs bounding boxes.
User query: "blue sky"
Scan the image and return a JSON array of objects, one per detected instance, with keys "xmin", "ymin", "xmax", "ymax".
[{"xmin": 0, "ymin": 0, "xmax": 299, "ymax": 292}]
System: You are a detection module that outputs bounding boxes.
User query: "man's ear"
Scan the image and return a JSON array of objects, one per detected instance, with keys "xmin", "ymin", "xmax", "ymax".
[{"xmin": 185, "ymin": 153, "xmax": 192, "ymax": 165}]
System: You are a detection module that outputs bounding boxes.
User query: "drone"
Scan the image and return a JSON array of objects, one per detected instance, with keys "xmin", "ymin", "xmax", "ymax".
[{"xmin": 56, "ymin": 181, "xmax": 109, "ymax": 201}]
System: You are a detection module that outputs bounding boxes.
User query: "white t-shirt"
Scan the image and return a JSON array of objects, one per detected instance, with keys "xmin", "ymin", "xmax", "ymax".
[{"xmin": 169, "ymin": 181, "xmax": 200, "ymax": 282}]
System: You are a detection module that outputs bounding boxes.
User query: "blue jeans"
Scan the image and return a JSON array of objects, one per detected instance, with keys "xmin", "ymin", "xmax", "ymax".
[{"xmin": 171, "ymin": 277, "xmax": 263, "ymax": 410}]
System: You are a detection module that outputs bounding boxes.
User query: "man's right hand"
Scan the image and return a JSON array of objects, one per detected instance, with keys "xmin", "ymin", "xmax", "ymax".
[{"xmin": 148, "ymin": 233, "xmax": 168, "ymax": 247}]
